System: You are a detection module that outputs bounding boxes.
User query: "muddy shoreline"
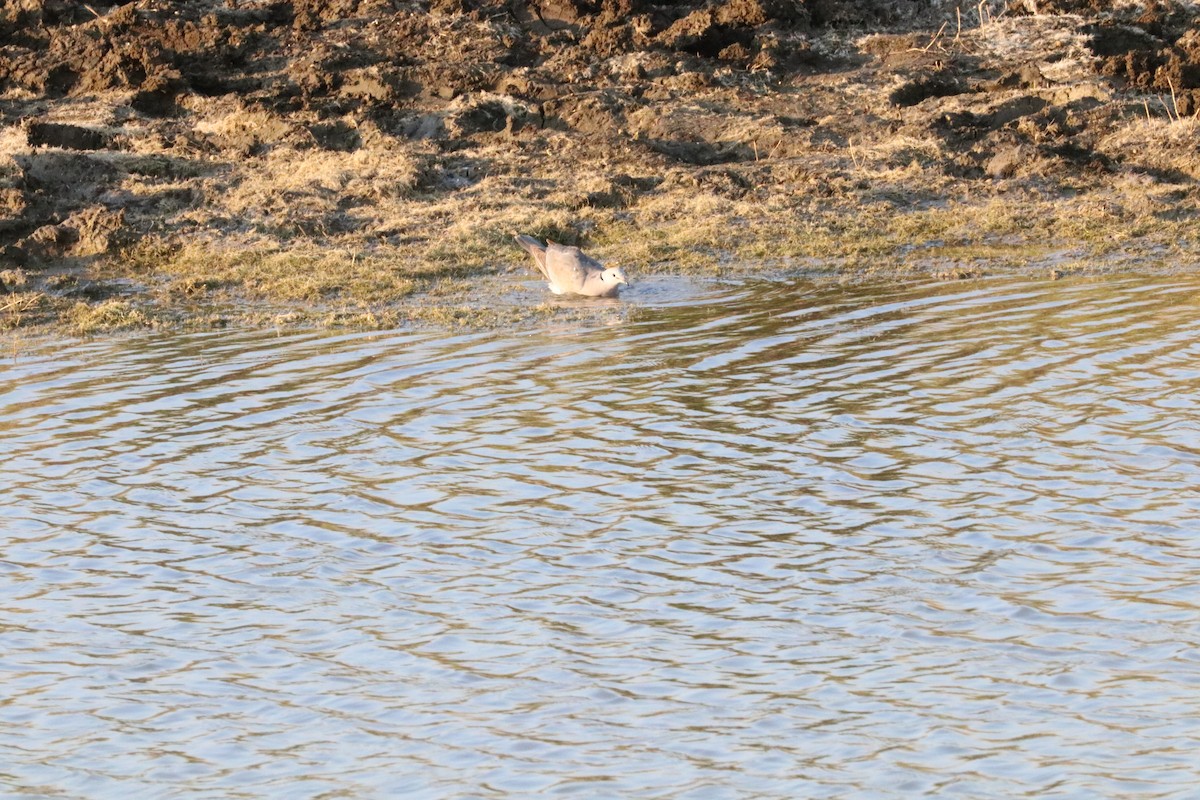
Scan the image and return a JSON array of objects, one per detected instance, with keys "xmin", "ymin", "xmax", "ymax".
[{"xmin": 3, "ymin": 0, "xmax": 1200, "ymax": 333}]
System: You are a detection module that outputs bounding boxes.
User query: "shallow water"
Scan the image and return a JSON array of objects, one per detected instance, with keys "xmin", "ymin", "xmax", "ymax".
[{"xmin": 3, "ymin": 274, "xmax": 1200, "ymax": 798}]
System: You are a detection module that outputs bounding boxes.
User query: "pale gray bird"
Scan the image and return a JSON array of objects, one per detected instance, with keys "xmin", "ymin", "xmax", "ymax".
[{"xmin": 515, "ymin": 235, "xmax": 629, "ymax": 297}]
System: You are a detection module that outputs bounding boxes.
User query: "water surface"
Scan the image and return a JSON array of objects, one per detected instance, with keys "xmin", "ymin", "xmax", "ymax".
[{"xmin": 3, "ymin": 274, "xmax": 1199, "ymax": 798}]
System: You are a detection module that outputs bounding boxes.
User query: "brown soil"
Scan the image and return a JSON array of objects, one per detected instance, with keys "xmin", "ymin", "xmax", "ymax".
[{"xmin": 4, "ymin": 0, "xmax": 1200, "ymax": 332}]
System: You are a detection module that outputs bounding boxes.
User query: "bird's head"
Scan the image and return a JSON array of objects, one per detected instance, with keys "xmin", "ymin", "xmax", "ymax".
[{"xmin": 602, "ymin": 266, "xmax": 630, "ymax": 286}]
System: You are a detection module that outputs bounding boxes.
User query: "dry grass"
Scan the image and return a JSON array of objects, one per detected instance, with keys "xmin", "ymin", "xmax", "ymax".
[
  {"xmin": 66, "ymin": 300, "xmax": 153, "ymax": 334},
  {"xmin": 223, "ymin": 147, "xmax": 425, "ymax": 218},
  {"xmin": 191, "ymin": 104, "xmax": 297, "ymax": 151},
  {"xmin": 0, "ymin": 125, "xmax": 27, "ymax": 161},
  {"xmin": 1098, "ymin": 115, "xmax": 1200, "ymax": 178},
  {"xmin": 129, "ymin": 241, "xmax": 419, "ymax": 304},
  {"xmin": 0, "ymin": 291, "xmax": 48, "ymax": 330}
]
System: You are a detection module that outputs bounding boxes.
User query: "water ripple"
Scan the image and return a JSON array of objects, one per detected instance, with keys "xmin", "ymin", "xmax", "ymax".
[{"xmin": 2, "ymin": 275, "xmax": 1200, "ymax": 798}]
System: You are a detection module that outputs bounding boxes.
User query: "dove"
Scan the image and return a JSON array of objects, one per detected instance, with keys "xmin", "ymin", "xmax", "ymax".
[{"xmin": 515, "ymin": 235, "xmax": 629, "ymax": 298}]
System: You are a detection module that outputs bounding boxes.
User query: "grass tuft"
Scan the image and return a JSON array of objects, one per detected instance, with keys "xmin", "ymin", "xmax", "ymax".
[
  {"xmin": 68, "ymin": 300, "xmax": 153, "ymax": 334},
  {"xmin": 1, "ymin": 291, "xmax": 48, "ymax": 330},
  {"xmin": 130, "ymin": 242, "xmax": 419, "ymax": 303}
]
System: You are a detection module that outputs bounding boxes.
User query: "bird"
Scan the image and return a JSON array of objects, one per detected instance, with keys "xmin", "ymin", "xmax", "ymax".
[{"xmin": 514, "ymin": 235, "xmax": 629, "ymax": 298}]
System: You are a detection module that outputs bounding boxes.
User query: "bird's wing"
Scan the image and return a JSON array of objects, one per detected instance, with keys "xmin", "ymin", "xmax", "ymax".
[
  {"xmin": 544, "ymin": 243, "xmax": 599, "ymax": 294},
  {"xmin": 514, "ymin": 235, "xmax": 549, "ymax": 279}
]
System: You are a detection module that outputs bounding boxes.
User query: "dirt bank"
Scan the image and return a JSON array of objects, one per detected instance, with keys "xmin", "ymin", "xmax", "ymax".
[{"xmin": 3, "ymin": 0, "xmax": 1200, "ymax": 332}]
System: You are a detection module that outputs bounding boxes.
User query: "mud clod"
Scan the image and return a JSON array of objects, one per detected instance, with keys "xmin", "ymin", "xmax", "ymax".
[
  {"xmin": 25, "ymin": 122, "xmax": 113, "ymax": 151},
  {"xmin": 0, "ymin": 267, "xmax": 28, "ymax": 292},
  {"xmin": 657, "ymin": 10, "xmax": 751, "ymax": 57},
  {"xmin": 986, "ymin": 144, "xmax": 1036, "ymax": 179}
]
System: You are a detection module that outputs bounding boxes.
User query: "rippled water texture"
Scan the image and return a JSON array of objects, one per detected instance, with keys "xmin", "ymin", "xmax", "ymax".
[{"xmin": 3, "ymin": 275, "xmax": 1200, "ymax": 798}]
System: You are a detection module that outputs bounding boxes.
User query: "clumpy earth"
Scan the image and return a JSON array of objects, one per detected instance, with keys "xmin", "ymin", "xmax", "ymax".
[{"xmin": 4, "ymin": 0, "xmax": 1200, "ymax": 332}]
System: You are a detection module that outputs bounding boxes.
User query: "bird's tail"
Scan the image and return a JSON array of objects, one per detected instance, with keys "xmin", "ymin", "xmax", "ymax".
[{"xmin": 514, "ymin": 234, "xmax": 549, "ymax": 278}]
